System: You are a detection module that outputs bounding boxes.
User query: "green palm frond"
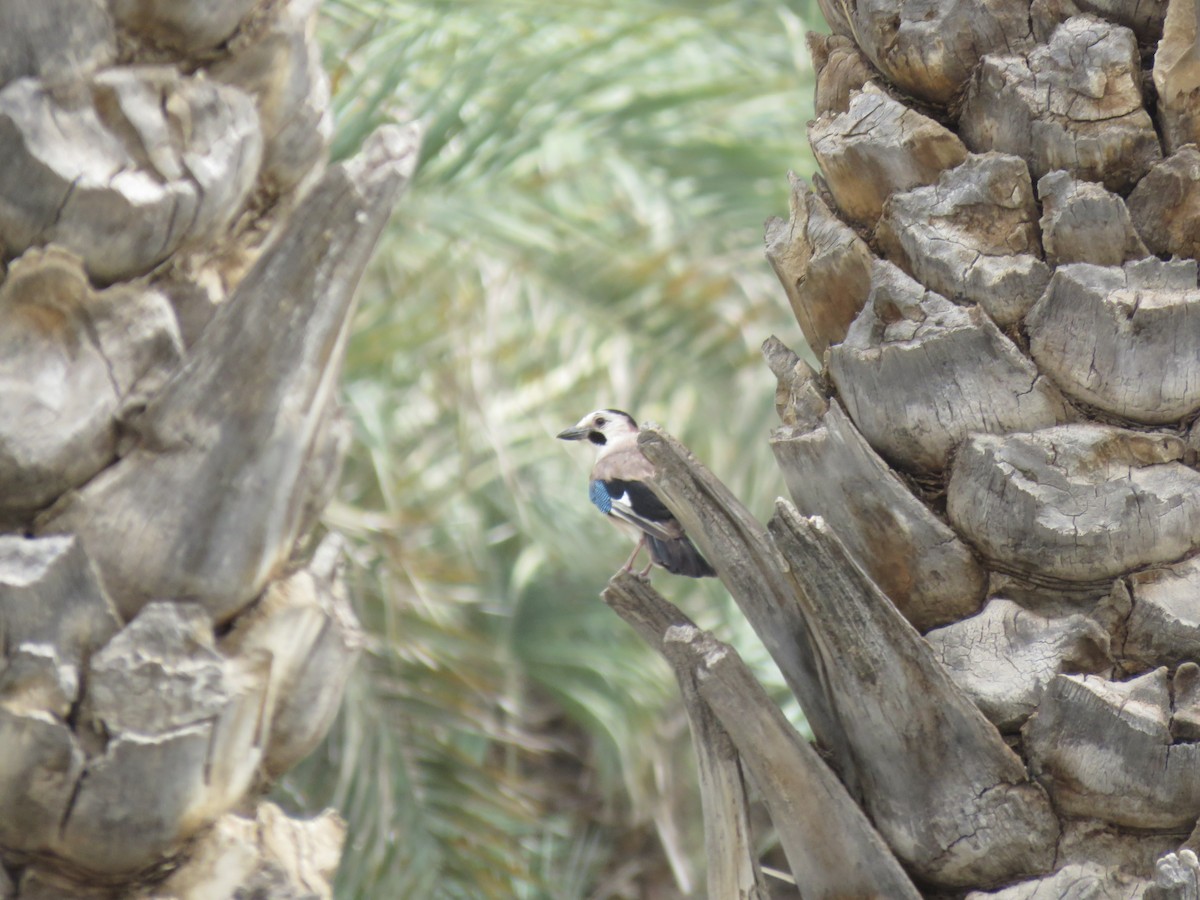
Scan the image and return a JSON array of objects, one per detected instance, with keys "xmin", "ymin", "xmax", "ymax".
[{"xmin": 296, "ymin": 1, "xmax": 819, "ymax": 895}]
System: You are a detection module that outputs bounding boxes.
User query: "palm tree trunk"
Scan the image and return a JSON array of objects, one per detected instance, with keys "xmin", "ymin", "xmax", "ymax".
[
  {"xmin": 0, "ymin": 2, "xmax": 413, "ymax": 896},
  {"xmin": 608, "ymin": 1, "xmax": 1200, "ymax": 896}
]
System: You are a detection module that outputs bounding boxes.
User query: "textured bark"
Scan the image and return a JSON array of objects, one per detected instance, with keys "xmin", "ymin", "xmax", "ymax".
[
  {"xmin": 608, "ymin": 0, "xmax": 1200, "ymax": 893},
  {"xmin": 0, "ymin": 1, "xmax": 408, "ymax": 895}
]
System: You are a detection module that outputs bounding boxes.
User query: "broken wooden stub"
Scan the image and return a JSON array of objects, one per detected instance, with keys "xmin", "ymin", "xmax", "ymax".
[
  {"xmin": 38, "ymin": 124, "xmax": 420, "ymax": 623},
  {"xmin": 603, "ymin": 572, "xmax": 920, "ymax": 900},
  {"xmin": 764, "ymin": 174, "xmax": 873, "ymax": 356}
]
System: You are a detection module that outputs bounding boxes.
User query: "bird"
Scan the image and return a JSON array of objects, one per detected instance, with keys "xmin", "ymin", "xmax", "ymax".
[{"xmin": 557, "ymin": 409, "xmax": 716, "ymax": 578}]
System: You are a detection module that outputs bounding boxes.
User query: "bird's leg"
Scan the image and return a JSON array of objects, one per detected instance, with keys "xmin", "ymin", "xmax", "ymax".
[
  {"xmin": 637, "ymin": 557, "xmax": 653, "ymax": 578},
  {"xmin": 621, "ymin": 534, "xmax": 646, "ymax": 573}
]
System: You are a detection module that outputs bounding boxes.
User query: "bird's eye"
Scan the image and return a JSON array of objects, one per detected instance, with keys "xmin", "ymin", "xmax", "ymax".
[{"xmin": 595, "ymin": 416, "xmax": 607, "ymax": 427}]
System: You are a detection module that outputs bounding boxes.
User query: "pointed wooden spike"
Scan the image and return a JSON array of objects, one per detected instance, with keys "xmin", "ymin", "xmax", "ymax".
[
  {"xmin": 770, "ymin": 401, "xmax": 985, "ymax": 631},
  {"xmin": 602, "ymin": 573, "xmax": 769, "ymax": 900},
  {"xmin": 767, "ymin": 505, "xmax": 1059, "ymax": 887},
  {"xmin": 603, "ymin": 572, "xmax": 921, "ymax": 900},
  {"xmin": 1154, "ymin": 0, "xmax": 1200, "ymax": 153},
  {"xmin": 1037, "ymin": 171, "xmax": 1149, "ymax": 267},
  {"xmin": 37, "ymin": 124, "xmax": 420, "ymax": 623},
  {"xmin": 1025, "ymin": 668, "xmax": 1200, "ymax": 829},
  {"xmin": 1128, "ymin": 148, "xmax": 1200, "ymax": 261},
  {"xmin": 635, "ymin": 426, "xmax": 850, "ymax": 785}
]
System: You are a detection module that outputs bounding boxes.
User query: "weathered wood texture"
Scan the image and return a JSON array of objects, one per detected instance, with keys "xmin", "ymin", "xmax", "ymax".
[
  {"xmin": 38, "ymin": 125, "xmax": 419, "ymax": 622},
  {"xmin": 828, "ymin": 261, "xmax": 1071, "ymax": 474},
  {"xmin": 0, "ymin": 1, "xmax": 409, "ymax": 895},
  {"xmin": 720, "ymin": 0, "xmax": 1200, "ymax": 893},
  {"xmin": 960, "ymin": 16, "xmax": 1161, "ymax": 192},
  {"xmin": 602, "ymin": 573, "xmax": 920, "ymax": 900}
]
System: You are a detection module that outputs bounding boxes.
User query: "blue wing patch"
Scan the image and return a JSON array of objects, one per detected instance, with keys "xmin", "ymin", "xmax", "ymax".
[{"xmin": 589, "ymin": 479, "xmax": 613, "ymax": 514}]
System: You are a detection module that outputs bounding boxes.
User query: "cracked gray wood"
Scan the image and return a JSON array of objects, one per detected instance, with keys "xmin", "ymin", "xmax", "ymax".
[
  {"xmin": 767, "ymin": 505, "xmax": 1059, "ymax": 887},
  {"xmin": 220, "ymin": 534, "xmax": 363, "ymax": 778},
  {"xmin": 1154, "ymin": 0, "xmax": 1200, "ymax": 154},
  {"xmin": 1128, "ymin": 148, "xmax": 1200, "ymax": 261},
  {"xmin": 601, "ymin": 573, "xmax": 772, "ymax": 900},
  {"xmin": 764, "ymin": 174, "xmax": 872, "ymax": 355},
  {"xmin": 925, "ymin": 597, "xmax": 1111, "ymax": 731},
  {"xmin": 876, "ymin": 152, "xmax": 1050, "ymax": 326},
  {"xmin": 38, "ymin": 125, "xmax": 419, "ymax": 623},
  {"xmin": 0, "ymin": 246, "xmax": 182, "ymax": 523},
  {"xmin": 813, "ymin": 0, "xmax": 1033, "ymax": 104},
  {"xmin": 1027, "ymin": 260, "xmax": 1200, "ymax": 424},
  {"xmin": 770, "ymin": 387, "xmax": 985, "ymax": 632},
  {"xmin": 1037, "ymin": 171, "xmax": 1149, "ymax": 267},
  {"xmin": 964, "ymin": 862, "xmax": 1146, "ymax": 900},
  {"xmin": 828, "ymin": 261, "xmax": 1071, "ymax": 474},
  {"xmin": 604, "ymin": 571, "xmax": 920, "ymax": 899},
  {"xmin": 0, "ymin": 535, "xmax": 120, "ymax": 719},
  {"xmin": 960, "ymin": 16, "xmax": 1162, "ymax": 193},
  {"xmin": 1125, "ymin": 555, "xmax": 1200, "ymax": 670},
  {"xmin": 808, "ymin": 86, "xmax": 968, "ymax": 229},
  {"xmin": 1031, "ymin": 0, "xmax": 1168, "ymax": 43},
  {"xmin": 1025, "ymin": 668, "xmax": 1200, "ymax": 828},
  {"xmin": 0, "ymin": 68, "xmax": 262, "ymax": 283},
  {"xmin": 948, "ymin": 425, "xmax": 1200, "ymax": 583},
  {"xmin": 634, "ymin": 426, "xmax": 853, "ymax": 791}
]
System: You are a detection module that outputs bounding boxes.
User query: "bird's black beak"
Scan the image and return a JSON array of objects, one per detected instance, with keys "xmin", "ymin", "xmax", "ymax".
[{"xmin": 556, "ymin": 425, "xmax": 589, "ymax": 441}]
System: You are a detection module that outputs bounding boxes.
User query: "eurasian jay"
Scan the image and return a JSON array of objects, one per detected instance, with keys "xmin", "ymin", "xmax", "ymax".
[{"xmin": 557, "ymin": 409, "xmax": 716, "ymax": 578}]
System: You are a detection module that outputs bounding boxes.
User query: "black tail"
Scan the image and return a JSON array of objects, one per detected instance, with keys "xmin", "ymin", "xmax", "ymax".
[{"xmin": 647, "ymin": 535, "xmax": 716, "ymax": 578}]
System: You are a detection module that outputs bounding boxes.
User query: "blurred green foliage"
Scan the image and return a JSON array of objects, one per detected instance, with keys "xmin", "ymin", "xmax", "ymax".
[{"xmin": 288, "ymin": 1, "xmax": 819, "ymax": 896}]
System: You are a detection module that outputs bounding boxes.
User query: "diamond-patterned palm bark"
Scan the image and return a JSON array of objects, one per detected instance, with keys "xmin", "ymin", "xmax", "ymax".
[
  {"xmin": 0, "ymin": 2, "xmax": 414, "ymax": 896},
  {"xmin": 605, "ymin": 1, "xmax": 1200, "ymax": 896}
]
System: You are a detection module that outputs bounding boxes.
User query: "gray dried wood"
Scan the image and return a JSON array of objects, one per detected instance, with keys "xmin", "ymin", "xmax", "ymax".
[
  {"xmin": 211, "ymin": 0, "xmax": 332, "ymax": 192},
  {"xmin": 764, "ymin": 174, "xmax": 872, "ymax": 355},
  {"xmin": 109, "ymin": 0, "xmax": 259, "ymax": 54},
  {"xmin": 1125, "ymin": 555, "xmax": 1200, "ymax": 670},
  {"xmin": 0, "ymin": 0, "xmax": 114, "ymax": 90},
  {"xmin": 814, "ymin": 0, "xmax": 1032, "ymax": 104},
  {"xmin": 600, "ymin": 574, "xmax": 773, "ymax": 900},
  {"xmin": 38, "ymin": 125, "xmax": 419, "ymax": 623},
  {"xmin": 1037, "ymin": 171, "xmax": 1149, "ymax": 267},
  {"xmin": 827, "ymin": 261, "xmax": 1071, "ymax": 474},
  {"xmin": 0, "ymin": 247, "xmax": 182, "ymax": 522},
  {"xmin": 761, "ymin": 336, "xmax": 828, "ymax": 429},
  {"xmin": 770, "ymin": 399, "xmax": 985, "ymax": 631},
  {"xmin": 63, "ymin": 602, "xmax": 268, "ymax": 874},
  {"xmin": 221, "ymin": 535, "xmax": 364, "ymax": 778},
  {"xmin": 767, "ymin": 506, "xmax": 1059, "ymax": 887},
  {"xmin": 0, "ymin": 535, "xmax": 120, "ymax": 718},
  {"xmin": 1056, "ymin": 819, "xmax": 1181, "ymax": 882},
  {"xmin": 1031, "ymin": 0, "xmax": 1167, "ymax": 43},
  {"xmin": 1025, "ymin": 668, "xmax": 1200, "ymax": 828},
  {"xmin": 960, "ymin": 16, "xmax": 1162, "ymax": 193},
  {"xmin": 808, "ymin": 86, "xmax": 968, "ymax": 229},
  {"xmin": 925, "ymin": 597, "xmax": 1111, "ymax": 730},
  {"xmin": 948, "ymin": 425, "xmax": 1200, "ymax": 583},
  {"xmin": 634, "ymin": 427, "xmax": 852, "ymax": 788},
  {"xmin": 604, "ymin": 572, "xmax": 921, "ymax": 899},
  {"xmin": 0, "ymin": 69, "xmax": 262, "ymax": 282},
  {"xmin": 1154, "ymin": 0, "xmax": 1200, "ymax": 153},
  {"xmin": 807, "ymin": 32, "xmax": 873, "ymax": 116},
  {"xmin": 1128, "ymin": 148, "xmax": 1200, "ymax": 261},
  {"xmin": 1172, "ymin": 664, "xmax": 1200, "ymax": 742},
  {"xmin": 1026, "ymin": 260, "xmax": 1200, "ymax": 423},
  {"xmin": 876, "ymin": 152, "xmax": 1050, "ymax": 326}
]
